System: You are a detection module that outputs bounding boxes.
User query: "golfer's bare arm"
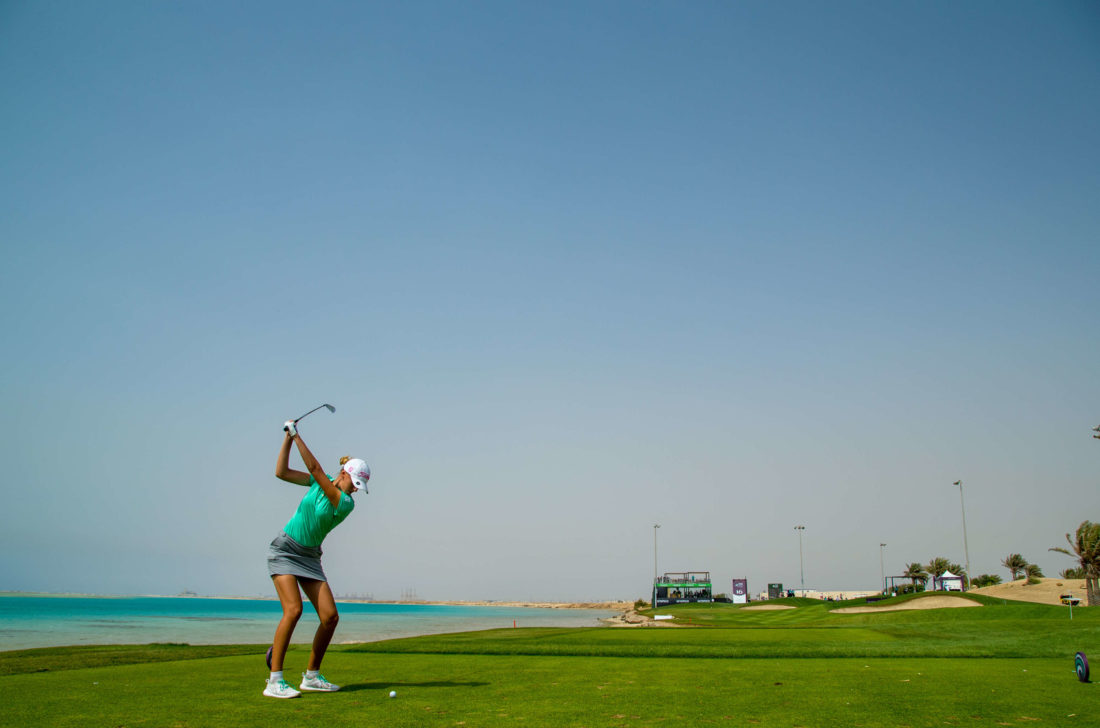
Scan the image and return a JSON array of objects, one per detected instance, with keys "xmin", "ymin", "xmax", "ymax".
[
  {"xmin": 276, "ymin": 432, "xmax": 311, "ymax": 485},
  {"xmin": 292, "ymin": 434, "xmax": 343, "ymax": 509}
]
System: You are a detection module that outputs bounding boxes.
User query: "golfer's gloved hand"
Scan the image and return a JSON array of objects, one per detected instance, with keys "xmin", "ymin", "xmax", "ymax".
[{"xmin": 283, "ymin": 420, "xmax": 298, "ymax": 437}]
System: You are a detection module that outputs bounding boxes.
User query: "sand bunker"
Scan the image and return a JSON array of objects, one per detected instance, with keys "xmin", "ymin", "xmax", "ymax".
[
  {"xmin": 969, "ymin": 578, "xmax": 1087, "ymax": 606},
  {"xmin": 832, "ymin": 596, "xmax": 980, "ymax": 613},
  {"xmin": 741, "ymin": 604, "xmax": 796, "ymax": 611}
]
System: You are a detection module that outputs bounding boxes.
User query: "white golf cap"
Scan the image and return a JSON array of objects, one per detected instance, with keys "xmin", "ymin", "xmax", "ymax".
[{"xmin": 343, "ymin": 459, "xmax": 371, "ymax": 493}]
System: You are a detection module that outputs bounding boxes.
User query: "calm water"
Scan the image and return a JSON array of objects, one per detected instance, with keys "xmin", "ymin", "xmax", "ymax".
[{"xmin": 0, "ymin": 595, "xmax": 616, "ymax": 650}]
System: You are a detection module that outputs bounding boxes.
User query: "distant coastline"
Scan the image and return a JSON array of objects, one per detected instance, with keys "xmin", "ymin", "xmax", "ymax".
[
  {"xmin": 1, "ymin": 594, "xmax": 623, "ymax": 650},
  {"xmin": 364, "ymin": 600, "xmax": 633, "ymax": 611},
  {"xmin": 0, "ymin": 591, "xmax": 632, "ymax": 611}
]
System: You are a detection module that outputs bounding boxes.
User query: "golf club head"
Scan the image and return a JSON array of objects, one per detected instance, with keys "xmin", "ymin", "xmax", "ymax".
[{"xmin": 324, "ymin": 404, "xmax": 335, "ymax": 413}]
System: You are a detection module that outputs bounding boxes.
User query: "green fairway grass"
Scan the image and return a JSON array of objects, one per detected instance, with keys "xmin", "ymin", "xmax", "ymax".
[
  {"xmin": 2, "ymin": 595, "xmax": 1096, "ymax": 727},
  {"xmin": 351, "ymin": 594, "xmax": 1100, "ymax": 659}
]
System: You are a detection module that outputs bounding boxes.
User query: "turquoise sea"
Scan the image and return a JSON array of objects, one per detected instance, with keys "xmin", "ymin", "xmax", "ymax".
[{"xmin": 0, "ymin": 595, "xmax": 616, "ymax": 651}]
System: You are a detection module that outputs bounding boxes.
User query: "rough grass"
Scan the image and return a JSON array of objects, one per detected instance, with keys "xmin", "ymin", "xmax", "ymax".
[{"xmin": 0, "ymin": 643, "xmax": 261, "ymax": 677}]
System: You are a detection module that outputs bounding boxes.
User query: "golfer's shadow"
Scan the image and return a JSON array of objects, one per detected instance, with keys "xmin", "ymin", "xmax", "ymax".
[{"xmin": 341, "ymin": 681, "xmax": 488, "ymax": 692}]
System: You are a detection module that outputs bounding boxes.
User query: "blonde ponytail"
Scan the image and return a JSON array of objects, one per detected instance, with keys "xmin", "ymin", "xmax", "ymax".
[{"xmin": 339, "ymin": 455, "xmax": 351, "ymax": 466}]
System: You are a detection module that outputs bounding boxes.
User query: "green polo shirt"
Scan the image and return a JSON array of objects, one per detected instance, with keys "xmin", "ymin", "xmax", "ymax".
[{"xmin": 283, "ymin": 474, "xmax": 355, "ymax": 547}]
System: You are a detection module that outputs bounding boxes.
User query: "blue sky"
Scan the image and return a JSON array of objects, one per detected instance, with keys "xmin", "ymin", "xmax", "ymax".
[{"xmin": 1, "ymin": 1, "xmax": 1098, "ymax": 601}]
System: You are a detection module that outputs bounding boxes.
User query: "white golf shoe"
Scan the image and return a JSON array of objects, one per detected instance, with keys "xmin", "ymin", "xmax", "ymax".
[
  {"xmin": 263, "ymin": 678, "xmax": 301, "ymax": 699},
  {"xmin": 300, "ymin": 672, "xmax": 341, "ymax": 692}
]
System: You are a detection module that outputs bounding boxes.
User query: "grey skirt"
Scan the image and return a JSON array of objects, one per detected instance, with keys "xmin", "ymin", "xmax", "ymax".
[{"xmin": 267, "ymin": 531, "xmax": 327, "ymax": 582}]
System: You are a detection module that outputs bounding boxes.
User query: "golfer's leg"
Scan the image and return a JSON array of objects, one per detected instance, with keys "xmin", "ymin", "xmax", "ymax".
[
  {"xmin": 300, "ymin": 578, "xmax": 339, "ymax": 671},
  {"xmin": 271, "ymin": 575, "xmax": 303, "ymax": 672}
]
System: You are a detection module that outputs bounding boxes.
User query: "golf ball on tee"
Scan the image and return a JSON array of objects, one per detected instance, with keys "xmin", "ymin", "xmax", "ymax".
[{"xmin": 389, "ymin": 690, "xmax": 396, "ymax": 698}]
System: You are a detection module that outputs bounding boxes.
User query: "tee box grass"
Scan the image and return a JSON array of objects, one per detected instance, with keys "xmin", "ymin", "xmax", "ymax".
[{"xmin": 1, "ymin": 593, "xmax": 1096, "ymax": 727}]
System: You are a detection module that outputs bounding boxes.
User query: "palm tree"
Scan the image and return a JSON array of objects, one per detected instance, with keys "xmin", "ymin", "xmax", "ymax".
[
  {"xmin": 1001, "ymin": 553, "xmax": 1028, "ymax": 581},
  {"xmin": 1060, "ymin": 567, "xmax": 1086, "ymax": 579},
  {"xmin": 1050, "ymin": 520, "xmax": 1100, "ymax": 606},
  {"xmin": 1024, "ymin": 563, "xmax": 1043, "ymax": 584},
  {"xmin": 970, "ymin": 574, "xmax": 1002, "ymax": 588},
  {"xmin": 903, "ymin": 562, "xmax": 928, "ymax": 587},
  {"xmin": 926, "ymin": 557, "xmax": 951, "ymax": 589}
]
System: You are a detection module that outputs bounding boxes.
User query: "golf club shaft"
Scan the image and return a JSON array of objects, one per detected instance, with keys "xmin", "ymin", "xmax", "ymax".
[{"xmin": 294, "ymin": 403, "xmax": 335, "ymax": 423}]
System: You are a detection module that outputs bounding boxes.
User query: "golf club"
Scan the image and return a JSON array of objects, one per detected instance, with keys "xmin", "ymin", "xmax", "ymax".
[
  {"xmin": 294, "ymin": 403, "xmax": 336, "ymax": 423},
  {"xmin": 284, "ymin": 403, "xmax": 336, "ymax": 433}
]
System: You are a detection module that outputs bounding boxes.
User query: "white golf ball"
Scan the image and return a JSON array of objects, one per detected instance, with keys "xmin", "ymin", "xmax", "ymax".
[{"xmin": 389, "ymin": 690, "xmax": 396, "ymax": 698}]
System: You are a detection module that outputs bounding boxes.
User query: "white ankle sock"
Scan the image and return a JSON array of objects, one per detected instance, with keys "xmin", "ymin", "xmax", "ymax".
[
  {"xmin": 306, "ymin": 669, "xmax": 319, "ymax": 678},
  {"xmin": 270, "ymin": 671, "xmax": 283, "ymax": 682}
]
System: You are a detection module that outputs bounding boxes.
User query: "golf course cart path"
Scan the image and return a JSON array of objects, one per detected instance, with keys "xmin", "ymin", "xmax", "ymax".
[{"xmin": 832, "ymin": 596, "xmax": 981, "ymax": 613}]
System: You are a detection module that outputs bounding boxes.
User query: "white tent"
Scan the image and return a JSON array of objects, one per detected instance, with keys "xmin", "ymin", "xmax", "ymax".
[{"xmin": 938, "ymin": 570, "xmax": 964, "ymax": 591}]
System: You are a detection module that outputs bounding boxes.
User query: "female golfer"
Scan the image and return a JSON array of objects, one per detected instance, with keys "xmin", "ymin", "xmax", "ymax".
[{"xmin": 263, "ymin": 421, "xmax": 370, "ymax": 699}]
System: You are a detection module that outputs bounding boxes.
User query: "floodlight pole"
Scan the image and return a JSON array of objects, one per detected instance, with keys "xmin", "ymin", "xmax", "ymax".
[
  {"xmin": 794, "ymin": 525, "xmax": 805, "ymax": 595},
  {"xmin": 954, "ymin": 480, "xmax": 971, "ymax": 590},
  {"xmin": 653, "ymin": 524, "xmax": 660, "ymax": 581},
  {"xmin": 652, "ymin": 524, "xmax": 660, "ymax": 607},
  {"xmin": 880, "ymin": 543, "xmax": 887, "ymax": 593}
]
